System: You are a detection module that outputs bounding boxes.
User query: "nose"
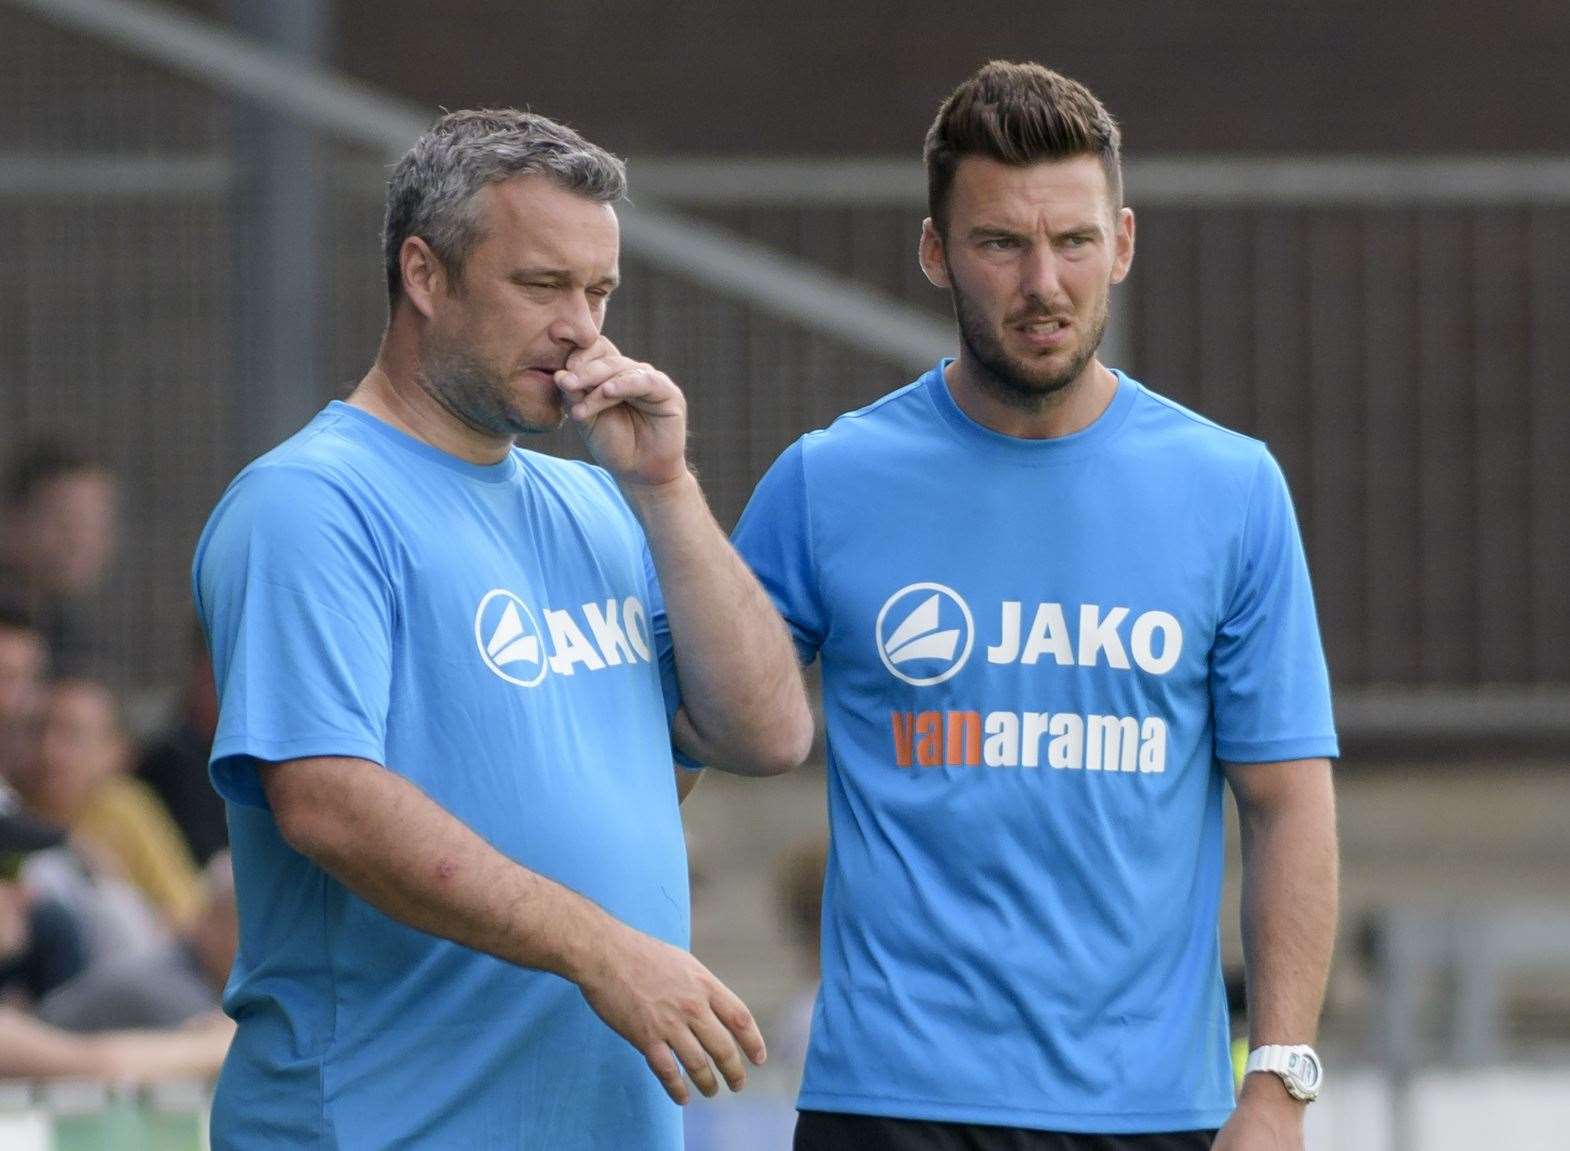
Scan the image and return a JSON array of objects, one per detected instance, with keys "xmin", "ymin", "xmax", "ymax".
[
  {"xmin": 1019, "ymin": 244, "xmax": 1065, "ymax": 308},
  {"xmin": 548, "ymin": 290, "xmax": 601, "ymax": 353}
]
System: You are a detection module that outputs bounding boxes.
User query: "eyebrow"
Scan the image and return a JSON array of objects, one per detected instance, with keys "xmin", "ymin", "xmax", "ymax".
[
  {"xmin": 508, "ymin": 267, "xmax": 621, "ymax": 290},
  {"xmin": 966, "ymin": 222, "xmax": 1103, "ymax": 241}
]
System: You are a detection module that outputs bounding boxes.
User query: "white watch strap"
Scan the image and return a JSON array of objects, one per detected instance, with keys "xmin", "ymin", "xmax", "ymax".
[
  {"xmin": 1244, "ymin": 1045, "xmax": 1294, "ymax": 1077},
  {"xmin": 1244, "ymin": 1044, "xmax": 1323, "ymax": 1100}
]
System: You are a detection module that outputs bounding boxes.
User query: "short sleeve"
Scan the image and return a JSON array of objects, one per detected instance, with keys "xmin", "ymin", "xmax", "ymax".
[
  {"xmin": 731, "ymin": 439, "xmax": 828, "ymax": 665},
  {"xmin": 192, "ymin": 466, "xmax": 395, "ymax": 807},
  {"xmin": 641, "ymin": 543, "xmax": 701, "ymax": 772},
  {"xmin": 1210, "ymin": 451, "xmax": 1339, "ymax": 764}
]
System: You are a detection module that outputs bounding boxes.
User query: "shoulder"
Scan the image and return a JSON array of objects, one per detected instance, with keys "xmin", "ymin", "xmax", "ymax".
[
  {"xmin": 1124, "ymin": 379, "xmax": 1268, "ymax": 463},
  {"xmin": 207, "ymin": 412, "xmax": 383, "ymax": 531},
  {"xmin": 808, "ymin": 377, "xmax": 932, "ymax": 448},
  {"xmin": 1119, "ymin": 377, "xmax": 1277, "ymax": 494},
  {"xmin": 784, "ymin": 376, "xmax": 940, "ymax": 489}
]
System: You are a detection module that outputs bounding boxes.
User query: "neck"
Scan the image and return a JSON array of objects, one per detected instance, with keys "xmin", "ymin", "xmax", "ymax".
[
  {"xmin": 944, "ymin": 354, "xmax": 1116, "ymax": 440},
  {"xmin": 348, "ymin": 322, "xmax": 513, "ymax": 466}
]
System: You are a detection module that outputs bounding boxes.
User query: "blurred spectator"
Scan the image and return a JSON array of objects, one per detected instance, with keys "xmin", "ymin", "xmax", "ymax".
[
  {"xmin": 137, "ymin": 622, "xmax": 226, "ymax": 864},
  {"xmin": 0, "ymin": 440, "xmax": 118, "ymax": 677},
  {"xmin": 772, "ymin": 836, "xmax": 827, "ymax": 1074},
  {"xmin": 0, "ymin": 791, "xmax": 87, "ymax": 1002},
  {"xmin": 40, "ymin": 852, "xmax": 235, "ymax": 1031},
  {"xmin": 0, "ymin": 1006, "xmax": 233, "ymax": 1083},
  {"xmin": 12, "ymin": 678, "xmax": 202, "ymax": 927},
  {"xmin": 0, "ymin": 599, "xmax": 47, "ymax": 785},
  {"xmin": 19, "ymin": 843, "xmax": 168, "ymax": 970},
  {"xmin": 0, "ymin": 785, "xmax": 229, "ymax": 1080}
]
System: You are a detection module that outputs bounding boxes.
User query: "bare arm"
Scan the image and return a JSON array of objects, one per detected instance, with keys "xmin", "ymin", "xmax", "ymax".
[
  {"xmin": 0, "ymin": 1006, "xmax": 234, "ymax": 1082},
  {"xmin": 1216, "ymin": 756, "xmax": 1338, "ymax": 1148},
  {"xmin": 631, "ymin": 472, "xmax": 813, "ymax": 774},
  {"xmin": 261, "ymin": 755, "xmax": 764, "ymax": 1104},
  {"xmin": 559, "ymin": 342, "xmax": 813, "ymax": 775}
]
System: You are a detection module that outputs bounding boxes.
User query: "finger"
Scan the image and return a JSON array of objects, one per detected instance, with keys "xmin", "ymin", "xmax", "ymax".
[
  {"xmin": 709, "ymin": 984, "xmax": 767, "ymax": 1067},
  {"xmin": 643, "ymin": 1043, "xmax": 689, "ymax": 1106},
  {"xmin": 568, "ymin": 367, "xmax": 674, "ymax": 422},
  {"xmin": 667, "ymin": 1029, "xmax": 720, "ymax": 1099},
  {"xmin": 558, "ymin": 349, "xmax": 632, "ymax": 392},
  {"xmin": 564, "ymin": 336, "xmax": 619, "ymax": 374},
  {"xmin": 689, "ymin": 1007, "xmax": 748, "ymax": 1093},
  {"xmin": 556, "ymin": 359, "xmax": 639, "ymax": 404}
]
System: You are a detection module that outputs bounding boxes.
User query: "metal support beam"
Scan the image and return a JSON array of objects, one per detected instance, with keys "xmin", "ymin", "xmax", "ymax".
[
  {"xmin": 225, "ymin": 0, "xmax": 332, "ymax": 465},
  {"xmin": 3, "ymin": 0, "xmax": 951, "ymax": 373},
  {"xmin": 630, "ymin": 155, "xmax": 1570, "ymax": 207},
  {"xmin": 0, "ymin": 154, "xmax": 232, "ymax": 198}
]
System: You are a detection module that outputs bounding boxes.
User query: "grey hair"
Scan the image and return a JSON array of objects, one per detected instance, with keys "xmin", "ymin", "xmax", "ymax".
[{"xmin": 383, "ymin": 108, "xmax": 627, "ymax": 305}]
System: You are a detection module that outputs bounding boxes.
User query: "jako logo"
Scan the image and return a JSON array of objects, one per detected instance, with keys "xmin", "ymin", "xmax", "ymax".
[
  {"xmin": 475, "ymin": 589, "xmax": 550, "ymax": 687},
  {"xmin": 875, "ymin": 583, "xmax": 975, "ymax": 686},
  {"xmin": 474, "ymin": 588, "xmax": 653, "ymax": 688}
]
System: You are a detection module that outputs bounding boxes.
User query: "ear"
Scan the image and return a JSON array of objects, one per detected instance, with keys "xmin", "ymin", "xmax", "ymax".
[
  {"xmin": 1110, "ymin": 207, "xmax": 1135, "ymax": 286},
  {"xmin": 399, "ymin": 236, "xmax": 447, "ymax": 320},
  {"xmin": 918, "ymin": 218, "xmax": 951, "ymax": 288}
]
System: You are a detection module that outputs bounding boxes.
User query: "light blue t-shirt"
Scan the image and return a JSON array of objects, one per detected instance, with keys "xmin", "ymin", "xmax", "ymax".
[
  {"xmin": 193, "ymin": 402, "xmax": 690, "ymax": 1150},
  {"xmin": 733, "ymin": 364, "xmax": 1338, "ymax": 1134}
]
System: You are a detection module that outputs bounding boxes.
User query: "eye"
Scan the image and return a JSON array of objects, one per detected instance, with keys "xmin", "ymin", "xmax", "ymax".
[{"xmin": 980, "ymin": 237, "xmax": 1017, "ymax": 251}]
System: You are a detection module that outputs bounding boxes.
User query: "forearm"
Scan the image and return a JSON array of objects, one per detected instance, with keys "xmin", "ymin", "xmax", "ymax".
[
  {"xmin": 0, "ymin": 1009, "xmax": 233, "ymax": 1082},
  {"xmin": 1230, "ymin": 758, "xmax": 1339, "ymax": 1044},
  {"xmin": 94, "ymin": 1015, "xmax": 236, "ymax": 1082},
  {"xmin": 624, "ymin": 471, "xmax": 812, "ymax": 774},
  {"xmin": 261, "ymin": 757, "xmax": 616, "ymax": 982}
]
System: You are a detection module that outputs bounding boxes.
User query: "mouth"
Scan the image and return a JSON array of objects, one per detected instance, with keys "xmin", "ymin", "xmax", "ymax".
[{"xmin": 1012, "ymin": 316, "xmax": 1072, "ymax": 347}]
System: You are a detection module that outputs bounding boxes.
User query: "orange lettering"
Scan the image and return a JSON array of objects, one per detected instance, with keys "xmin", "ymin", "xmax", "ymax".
[
  {"xmin": 945, "ymin": 711, "xmax": 982, "ymax": 766},
  {"xmin": 890, "ymin": 712, "xmax": 915, "ymax": 767},
  {"xmin": 915, "ymin": 711, "xmax": 943, "ymax": 767}
]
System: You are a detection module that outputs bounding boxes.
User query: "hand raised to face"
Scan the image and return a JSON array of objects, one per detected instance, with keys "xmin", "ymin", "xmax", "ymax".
[{"xmin": 555, "ymin": 338, "xmax": 690, "ymax": 491}]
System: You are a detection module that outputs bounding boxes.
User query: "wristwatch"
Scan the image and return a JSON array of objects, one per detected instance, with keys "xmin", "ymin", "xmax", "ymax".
[{"xmin": 1243, "ymin": 1044, "xmax": 1323, "ymax": 1102}]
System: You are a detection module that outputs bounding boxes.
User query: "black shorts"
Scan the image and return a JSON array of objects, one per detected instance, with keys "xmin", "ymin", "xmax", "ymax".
[{"xmin": 794, "ymin": 1110, "xmax": 1217, "ymax": 1151}]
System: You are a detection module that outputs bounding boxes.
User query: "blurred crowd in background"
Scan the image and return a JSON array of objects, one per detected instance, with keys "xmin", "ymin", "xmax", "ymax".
[{"xmin": 0, "ymin": 440, "xmax": 232, "ymax": 1082}]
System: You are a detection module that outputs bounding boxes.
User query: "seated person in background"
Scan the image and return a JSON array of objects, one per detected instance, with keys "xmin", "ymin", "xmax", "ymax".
[
  {"xmin": 0, "ymin": 441, "xmax": 119, "ymax": 677},
  {"xmin": 136, "ymin": 622, "xmax": 226, "ymax": 865},
  {"xmin": 2, "ymin": 729, "xmax": 229, "ymax": 1086},
  {"xmin": 15, "ymin": 676, "xmax": 202, "ymax": 927},
  {"xmin": 40, "ymin": 851, "xmax": 235, "ymax": 1031},
  {"xmin": 0, "ymin": 793, "xmax": 87, "ymax": 1002},
  {"xmin": 0, "ymin": 598, "xmax": 48, "ymax": 786},
  {"xmin": 0, "ymin": 1003, "xmax": 233, "ymax": 1083}
]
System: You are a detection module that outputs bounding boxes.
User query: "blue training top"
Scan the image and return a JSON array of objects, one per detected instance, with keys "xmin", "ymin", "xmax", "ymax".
[
  {"xmin": 193, "ymin": 402, "xmax": 689, "ymax": 1150},
  {"xmin": 733, "ymin": 363, "xmax": 1338, "ymax": 1134}
]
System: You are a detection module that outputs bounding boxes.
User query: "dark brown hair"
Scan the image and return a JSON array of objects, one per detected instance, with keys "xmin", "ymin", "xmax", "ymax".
[{"xmin": 924, "ymin": 61, "xmax": 1123, "ymax": 235}]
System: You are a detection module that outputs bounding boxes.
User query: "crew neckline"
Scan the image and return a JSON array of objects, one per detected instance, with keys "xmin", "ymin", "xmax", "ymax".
[
  {"xmin": 323, "ymin": 400, "xmax": 519, "ymax": 484},
  {"xmin": 921, "ymin": 358, "xmax": 1137, "ymax": 462}
]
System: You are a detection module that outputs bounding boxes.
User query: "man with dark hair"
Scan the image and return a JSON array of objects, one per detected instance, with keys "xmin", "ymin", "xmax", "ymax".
[
  {"xmin": 194, "ymin": 108, "xmax": 812, "ymax": 1148},
  {"xmin": 0, "ymin": 442, "xmax": 118, "ymax": 676},
  {"xmin": 0, "ymin": 599, "xmax": 48, "ymax": 783},
  {"xmin": 732, "ymin": 61, "xmax": 1338, "ymax": 1150}
]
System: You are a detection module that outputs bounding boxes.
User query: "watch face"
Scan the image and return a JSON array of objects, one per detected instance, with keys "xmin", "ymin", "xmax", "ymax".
[{"xmin": 1286, "ymin": 1049, "xmax": 1322, "ymax": 1094}]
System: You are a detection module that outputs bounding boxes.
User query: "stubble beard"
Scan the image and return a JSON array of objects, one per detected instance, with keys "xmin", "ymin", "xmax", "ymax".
[
  {"xmin": 417, "ymin": 333, "xmax": 564, "ymax": 438},
  {"xmin": 950, "ymin": 269, "xmax": 1110, "ymax": 412}
]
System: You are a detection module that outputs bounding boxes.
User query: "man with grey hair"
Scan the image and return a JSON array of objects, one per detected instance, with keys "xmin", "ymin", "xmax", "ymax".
[{"xmin": 193, "ymin": 108, "xmax": 813, "ymax": 1149}]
